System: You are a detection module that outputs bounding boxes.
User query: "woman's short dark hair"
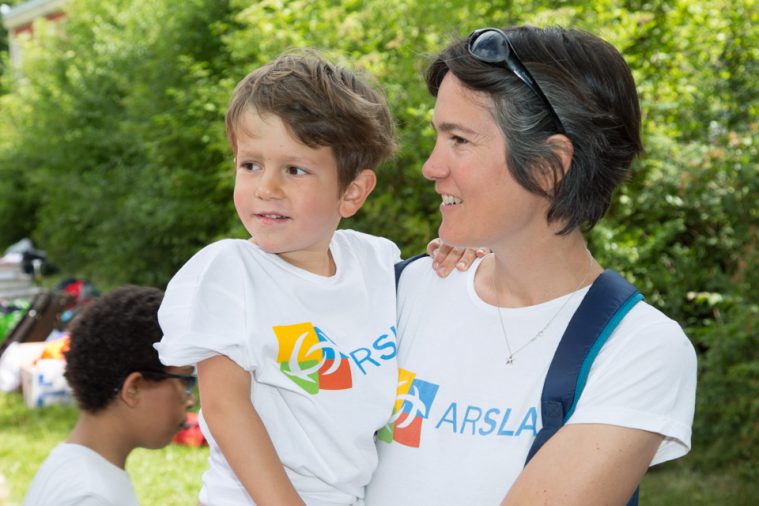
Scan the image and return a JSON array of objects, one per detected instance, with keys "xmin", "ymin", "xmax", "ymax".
[
  {"xmin": 426, "ymin": 25, "xmax": 643, "ymax": 234},
  {"xmin": 64, "ymin": 285, "xmax": 165, "ymax": 412}
]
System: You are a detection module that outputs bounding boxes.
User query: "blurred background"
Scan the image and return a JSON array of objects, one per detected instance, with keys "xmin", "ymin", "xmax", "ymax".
[{"xmin": 0, "ymin": 0, "xmax": 756, "ymax": 504}]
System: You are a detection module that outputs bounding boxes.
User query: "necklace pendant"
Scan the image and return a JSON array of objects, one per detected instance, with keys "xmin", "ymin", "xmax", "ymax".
[{"xmin": 506, "ymin": 355, "xmax": 514, "ymax": 365}]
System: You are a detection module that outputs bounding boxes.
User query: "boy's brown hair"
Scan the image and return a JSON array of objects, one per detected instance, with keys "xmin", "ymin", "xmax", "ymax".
[{"xmin": 226, "ymin": 49, "xmax": 397, "ymax": 191}]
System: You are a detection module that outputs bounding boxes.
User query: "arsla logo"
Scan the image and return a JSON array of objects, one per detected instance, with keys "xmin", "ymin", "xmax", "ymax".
[
  {"xmin": 273, "ymin": 323, "xmax": 352, "ymax": 394},
  {"xmin": 378, "ymin": 368, "xmax": 438, "ymax": 447}
]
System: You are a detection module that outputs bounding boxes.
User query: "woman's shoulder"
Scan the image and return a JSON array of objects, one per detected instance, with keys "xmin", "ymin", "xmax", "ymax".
[{"xmin": 612, "ymin": 300, "xmax": 696, "ymax": 358}]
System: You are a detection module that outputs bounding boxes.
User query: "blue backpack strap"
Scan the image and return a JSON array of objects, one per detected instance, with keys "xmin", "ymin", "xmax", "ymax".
[
  {"xmin": 524, "ymin": 269, "xmax": 644, "ymax": 506},
  {"xmin": 394, "ymin": 253, "xmax": 428, "ymax": 289}
]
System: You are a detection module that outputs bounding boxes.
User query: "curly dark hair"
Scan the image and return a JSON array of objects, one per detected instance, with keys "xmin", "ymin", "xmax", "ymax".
[
  {"xmin": 226, "ymin": 49, "xmax": 397, "ymax": 192},
  {"xmin": 64, "ymin": 285, "xmax": 165, "ymax": 412},
  {"xmin": 426, "ymin": 25, "xmax": 643, "ymax": 234}
]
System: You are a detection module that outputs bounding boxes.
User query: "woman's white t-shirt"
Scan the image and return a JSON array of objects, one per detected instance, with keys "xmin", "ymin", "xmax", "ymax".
[{"xmin": 365, "ymin": 256, "xmax": 697, "ymax": 505}]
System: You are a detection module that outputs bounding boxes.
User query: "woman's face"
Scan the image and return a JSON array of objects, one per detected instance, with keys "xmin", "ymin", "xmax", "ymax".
[{"xmin": 422, "ymin": 73, "xmax": 550, "ymax": 249}]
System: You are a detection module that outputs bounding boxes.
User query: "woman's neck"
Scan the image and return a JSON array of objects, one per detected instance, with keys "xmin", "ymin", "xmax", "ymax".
[{"xmin": 476, "ymin": 231, "xmax": 602, "ymax": 308}]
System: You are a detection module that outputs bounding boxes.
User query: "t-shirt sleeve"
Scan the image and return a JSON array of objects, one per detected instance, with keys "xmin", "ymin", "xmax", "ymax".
[
  {"xmin": 566, "ymin": 310, "xmax": 697, "ymax": 466},
  {"xmin": 154, "ymin": 242, "xmax": 257, "ymax": 371}
]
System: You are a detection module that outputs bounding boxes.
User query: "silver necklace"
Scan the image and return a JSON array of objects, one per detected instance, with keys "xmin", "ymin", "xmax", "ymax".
[{"xmin": 493, "ymin": 251, "xmax": 593, "ymax": 365}]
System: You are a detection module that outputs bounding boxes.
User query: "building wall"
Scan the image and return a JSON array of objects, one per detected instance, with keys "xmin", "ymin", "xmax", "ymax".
[{"xmin": 2, "ymin": 0, "xmax": 67, "ymax": 67}]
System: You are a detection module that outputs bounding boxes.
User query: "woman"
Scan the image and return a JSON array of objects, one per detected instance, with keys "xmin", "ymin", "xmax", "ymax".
[{"xmin": 366, "ymin": 25, "xmax": 696, "ymax": 505}]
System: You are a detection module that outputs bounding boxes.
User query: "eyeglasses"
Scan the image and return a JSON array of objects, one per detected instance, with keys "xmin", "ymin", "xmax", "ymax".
[
  {"xmin": 138, "ymin": 370, "xmax": 197, "ymax": 397},
  {"xmin": 467, "ymin": 28, "xmax": 566, "ymax": 134}
]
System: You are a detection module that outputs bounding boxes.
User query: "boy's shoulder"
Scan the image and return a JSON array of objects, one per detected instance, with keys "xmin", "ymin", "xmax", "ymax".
[
  {"xmin": 171, "ymin": 239, "xmax": 260, "ymax": 283},
  {"xmin": 333, "ymin": 229, "xmax": 401, "ymax": 264},
  {"xmin": 25, "ymin": 444, "xmax": 138, "ymax": 506},
  {"xmin": 333, "ymin": 229, "xmax": 398, "ymax": 249},
  {"xmin": 185, "ymin": 238, "xmax": 257, "ymax": 266}
]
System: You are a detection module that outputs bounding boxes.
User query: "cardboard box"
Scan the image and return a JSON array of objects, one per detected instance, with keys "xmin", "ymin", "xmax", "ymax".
[
  {"xmin": 0, "ymin": 341, "xmax": 46, "ymax": 392},
  {"xmin": 21, "ymin": 358, "xmax": 74, "ymax": 408}
]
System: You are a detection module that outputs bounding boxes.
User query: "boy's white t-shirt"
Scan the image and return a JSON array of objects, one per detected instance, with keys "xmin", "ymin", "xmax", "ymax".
[
  {"xmin": 365, "ymin": 256, "xmax": 697, "ymax": 505},
  {"xmin": 156, "ymin": 230, "xmax": 401, "ymax": 506},
  {"xmin": 24, "ymin": 443, "xmax": 139, "ymax": 506}
]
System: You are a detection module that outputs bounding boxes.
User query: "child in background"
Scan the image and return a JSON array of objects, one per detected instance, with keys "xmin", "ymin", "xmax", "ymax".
[
  {"xmin": 24, "ymin": 286, "xmax": 195, "ymax": 506},
  {"xmin": 155, "ymin": 50, "xmax": 475, "ymax": 505}
]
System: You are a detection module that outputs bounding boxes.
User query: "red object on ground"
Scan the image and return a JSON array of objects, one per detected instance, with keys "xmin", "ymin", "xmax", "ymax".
[{"xmin": 173, "ymin": 412, "xmax": 206, "ymax": 447}]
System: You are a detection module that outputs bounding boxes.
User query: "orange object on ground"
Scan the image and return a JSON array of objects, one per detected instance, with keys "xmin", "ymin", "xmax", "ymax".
[{"xmin": 38, "ymin": 335, "xmax": 70, "ymax": 361}]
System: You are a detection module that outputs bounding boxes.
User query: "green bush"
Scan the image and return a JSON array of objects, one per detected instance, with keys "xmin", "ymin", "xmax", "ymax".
[{"xmin": 0, "ymin": 0, "xmax": 236, "ymax": 285}]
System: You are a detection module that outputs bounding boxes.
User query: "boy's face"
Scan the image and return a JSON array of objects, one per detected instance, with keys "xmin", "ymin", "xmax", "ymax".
[
  {"xmin": 139, "ymin": 365, "xmax": 196, "ymax": 449},
  {"xmin": 232, "ymin": 109, "xmax": 348, "ymax": 271}
]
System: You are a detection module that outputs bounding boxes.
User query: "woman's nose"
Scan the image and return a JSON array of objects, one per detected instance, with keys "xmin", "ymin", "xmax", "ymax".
[{"xmin": 422, "ymin": 142, "xmax": 447, "ymax": 181}]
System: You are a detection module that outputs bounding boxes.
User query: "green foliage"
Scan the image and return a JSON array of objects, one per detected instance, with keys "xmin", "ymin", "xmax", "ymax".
[
  {"xmin": 0, "ymin": 0, "xmax": 236, "ymax": 286},
  {"xmin": 0, "ymin": 0, "xmax": 756, "ymax": 479}
]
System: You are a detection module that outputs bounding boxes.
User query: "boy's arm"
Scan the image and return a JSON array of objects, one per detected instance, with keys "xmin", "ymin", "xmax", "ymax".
[
  {"xmin": 427, "ymin": 238, "xmax": 489, "ymax": 277},
  {"xmin": 501, "ymin": 423, "xmax": 662, "ymax": 506},
  {"xmin": 198, "ymin": 355, "xmax": 305, "ymax": 506}
]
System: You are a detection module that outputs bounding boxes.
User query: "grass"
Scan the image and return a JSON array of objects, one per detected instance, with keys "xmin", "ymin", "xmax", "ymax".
[
  {"xmin": 1, "ymin": 390, "xmax": 757, "ymax": 505},
  {"xmin": 0, "ymin": 391, "xmax": 208, "ymax": 505},
  {"xmin": 641, "ymin": 461, "xmax": 757, "ymax": 505}
]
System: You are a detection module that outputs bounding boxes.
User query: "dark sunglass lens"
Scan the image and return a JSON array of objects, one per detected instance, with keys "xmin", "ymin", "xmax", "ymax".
[
  {"xmin": 469, "ymin": 30, "xmax": 508, "ymax": 63},
  {"xmin": 182, "ymin": 376, "xmax": 197, "ymax": 390}
]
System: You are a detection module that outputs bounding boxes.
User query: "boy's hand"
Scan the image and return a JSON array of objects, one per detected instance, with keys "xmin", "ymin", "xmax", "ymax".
[{"xmin": 427, "ymin": 239, "xmax": 489, "ymax": 278}]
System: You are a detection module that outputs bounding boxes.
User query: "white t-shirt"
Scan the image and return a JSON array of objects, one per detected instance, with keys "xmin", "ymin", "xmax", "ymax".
[
  {"xmin": 24, "ymin": 443, "xmax": 139, "ymax": 506},
  {"xmin": 365, "ymin": 256, "xmax": 697, "ymax": 505},
  {"xmin": 156, "ymin": 230, "xmax": 401, "ymax": 506}
]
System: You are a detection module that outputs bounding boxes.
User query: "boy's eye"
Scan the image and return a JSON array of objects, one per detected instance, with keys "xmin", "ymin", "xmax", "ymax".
[
  {"xmin": 285, "ymin": 166, "xmax": 308, "ymax": 176},
  {"xmin": 239, "ymin": 161, "xmax": 262, "ymax": 171}
]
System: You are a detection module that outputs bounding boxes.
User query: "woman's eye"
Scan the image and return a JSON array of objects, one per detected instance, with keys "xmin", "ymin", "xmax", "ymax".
[
  {"xmin": 286, "ymin": 166, "xmax": 308, "ymax": 176},
  {"xmin": 451, "ymin": 135, "xmax": 468, "ymax": 146}
]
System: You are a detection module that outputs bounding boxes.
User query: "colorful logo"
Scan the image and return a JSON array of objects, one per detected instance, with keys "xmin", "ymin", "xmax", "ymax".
[
  {"xmin": 273, "ymin": 323, "xmax": 352, "ymax": 394},
  {"xmin": 378, "ymin": 368, "xmax": 439, "ymax": 447}
]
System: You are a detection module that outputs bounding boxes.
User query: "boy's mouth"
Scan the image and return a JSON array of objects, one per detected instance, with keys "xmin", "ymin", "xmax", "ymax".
[
  {"xmin": 441, "ymin": 194, "xmax": 463, "ymax": 206},
  {"xmin": 255, "ymin": 212, "xmax": 290, "ymax": 220}
]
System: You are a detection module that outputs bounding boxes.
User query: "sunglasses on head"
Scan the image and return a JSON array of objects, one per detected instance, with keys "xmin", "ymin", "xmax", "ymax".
[{"xmin": 467, "ymin": 28, "xmax": 566, "ymax": 134}]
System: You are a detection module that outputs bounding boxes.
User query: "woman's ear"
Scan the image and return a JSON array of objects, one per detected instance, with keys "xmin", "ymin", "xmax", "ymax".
[
  {"xmin": 118, "ymin": 372, "xmax": 143, "ymax": 408},
  {"xmin": 540, "ymin": 134, "xmax": 574, "ymax": 194},
  {"xmin": 548, "ymin": 134, "xmax": 574, "ymax": 176},
  {"xmin": 339, "ymin": 169, "xmax": 377, "ymax": 218}
]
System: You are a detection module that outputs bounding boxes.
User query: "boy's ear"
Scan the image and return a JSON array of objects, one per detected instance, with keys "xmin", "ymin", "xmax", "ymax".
[
  {"xmin": 339, "ymin": 169, "xmax": 376, "ymax": 218},
  {"xmin": 118, "ymin": 372, "xmax": 143, "ymax": 408}
]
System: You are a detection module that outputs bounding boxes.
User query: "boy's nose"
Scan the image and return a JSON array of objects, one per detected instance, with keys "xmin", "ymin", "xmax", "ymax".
[{"xmin": 255, "ymin": 172, "xmax": 284, "ymax": 199}]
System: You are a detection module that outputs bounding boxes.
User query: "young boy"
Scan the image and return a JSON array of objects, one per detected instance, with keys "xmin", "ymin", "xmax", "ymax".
[
  {"xmin": 24, "ymin": 286, "xmax": 195, "ymax": 506},
  {"xmin": 155, "ymin": 50, "xmax": 474, "ymax": 505}
]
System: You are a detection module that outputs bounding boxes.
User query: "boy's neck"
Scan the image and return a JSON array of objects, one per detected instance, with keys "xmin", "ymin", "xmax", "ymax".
[
  {"xmin": 277, "ymin": 248, "xmax": 337, "ymax": 277},
  {"xmin": 67, "ymin": 411, "xmax": 134, "ymax": 469}
]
